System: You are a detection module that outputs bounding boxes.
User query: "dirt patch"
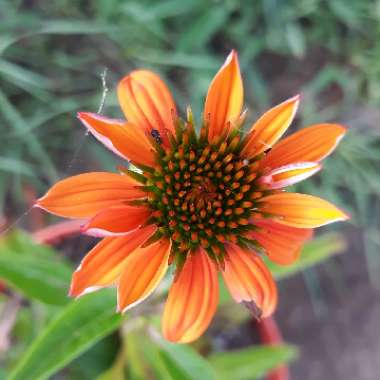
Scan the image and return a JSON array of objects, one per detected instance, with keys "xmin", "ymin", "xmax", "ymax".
[{"xmin": 276, "ymin": 228, "xmax": 380, "ymax": 380}]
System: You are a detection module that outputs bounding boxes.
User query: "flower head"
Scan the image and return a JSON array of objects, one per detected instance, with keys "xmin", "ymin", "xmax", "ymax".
[{"xmin": 36, "ymin": 51, "xmax": 348, "ymax": 343}]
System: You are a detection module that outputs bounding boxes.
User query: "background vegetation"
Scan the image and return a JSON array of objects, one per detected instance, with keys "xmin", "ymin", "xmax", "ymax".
[{"xmin": 1, "ymin": 0, "xmax": 380, "ymax": 379}]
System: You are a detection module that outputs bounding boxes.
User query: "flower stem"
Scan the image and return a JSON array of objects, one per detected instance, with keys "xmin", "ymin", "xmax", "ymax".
[{"xmin": 256, "ymin": 316, "xmax": 290, "ymax": 380}]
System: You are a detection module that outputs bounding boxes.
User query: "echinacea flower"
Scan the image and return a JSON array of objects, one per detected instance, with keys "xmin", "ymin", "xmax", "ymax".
[{"xmin": 36, "ymin": 51, "xmax": 348, "ymax": 343}]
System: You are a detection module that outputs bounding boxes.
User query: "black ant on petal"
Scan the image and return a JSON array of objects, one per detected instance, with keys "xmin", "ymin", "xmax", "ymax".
[{"xmin": 151, "ymin": 129, "xmax": 162, "ymax": 145}]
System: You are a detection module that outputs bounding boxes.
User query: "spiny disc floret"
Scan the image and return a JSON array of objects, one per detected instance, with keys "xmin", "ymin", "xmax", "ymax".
[{"xmin": 142, "ymin": 116, "xmax": 271, "ymax": 265}]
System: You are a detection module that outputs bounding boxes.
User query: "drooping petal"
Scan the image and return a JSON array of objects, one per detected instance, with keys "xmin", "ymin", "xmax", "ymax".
[
  {"xmin": 259, "ymin": 193, "xmax": 349, "ymax": 228},
  {"xmin": 117, "ymin": 238, "xmax": 171, "ymax": 312},
  {"xmin": 261, "ymin": 123, "xmax": 346, "ymax": 169},
  {"xmin": 222, "ymin": 244, "xmax": 277, "ymax": 318},
  {"xmin": 69, "ymin": 225, "xmax": 156, "ymax": 297},
  {"xmin": 204, "ymin": 50, "xmax": 243, "ymax": 141},
  {"xmin": 77, "ymin": 112, "xmax": 156, "ymax": 167},
  {"xmin": 82, "ymin": 205, "xmax": 152, "ymax": 237},
  {"xmin": 117, "ymin": 70, "xmax": 177, "ymax": 144},
  {"xmin": 36, "ymin": 173, "xmax": 146, "ymax": 219},
  {"xmin": 162, "ymin": 248, "xmax": 218, "ymax": 343},
  {"xmin": 258, "ymin": 162, "xmax": 321, "ymax": 189},
  {"xmin": 249, "ymin": 220, "xmax": 313, "ymax": 265},
  {"xmin": 242, "ymin": 95, "xmax": 300, "ymax": 158}
]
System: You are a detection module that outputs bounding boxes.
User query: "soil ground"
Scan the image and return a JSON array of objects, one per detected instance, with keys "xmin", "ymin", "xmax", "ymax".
[{"xmin": 278, "ymin": 229, "xmax": 380, "ymax": 380}]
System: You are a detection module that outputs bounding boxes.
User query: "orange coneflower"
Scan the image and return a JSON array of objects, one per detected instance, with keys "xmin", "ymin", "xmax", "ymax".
[{"xmin": 36, "ymin": 51, "xmax": 348, "ymax": 343}]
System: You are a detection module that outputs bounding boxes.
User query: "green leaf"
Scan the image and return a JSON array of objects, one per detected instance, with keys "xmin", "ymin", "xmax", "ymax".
[
  {"xmin": 0, "ymin": 59, "xmax": 51, "ymax": 90},
  {"xmin": 0, "ymin": 89, "xmax": 58, "ymax": 181},
  {"xmin": 0, "ymin": 157, "xmax": 34, "ymax": 176},
  {"xmin": 8, "ymin": 290, "xmax": 122, "ymax": 380},
  {"xmin": 209, "ymin": 345, "xmax": 298, "ymax": 380},
  {"xmin": 125, "ymin": 330, "xmax": 150, "ymax": 380},
  {"xmin": 177, "ymin": 7, "xmax": 229, "ymax": 51},
  {"xmin": 38, "ymin": 20, "xmax": 115, "ymax": 35},
  {"xmin": 285, "ymin": 23, "xmax": 306, "ymax": 58},
  {"xmin": 130, "ymin": 49, "xmax": 219, "ymax": 69},
  {"xmin": 267, "ymin": 233, "xmax": 346, "ymax": 280},
  {"xmin": 156, "ymin": 338, "xmax": 216, "ymax": 380},
  {"xmin": 123, "ymin": 0, "xmax": 202, "ymax": 21},
  {"xmin": 0, "ymin": 231, "xmax": 72, "ymax": 306}
]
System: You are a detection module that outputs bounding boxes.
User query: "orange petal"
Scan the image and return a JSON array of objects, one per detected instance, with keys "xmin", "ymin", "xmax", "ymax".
[
  {"xmin": 69, "ymin": 225, "xmax": 156, "ymax": 297},
  {"xmin": 261, "ymin": 123, "xmax": 346, "ymax": 169},
  {"xmin": 36, "ymin": 172, "xmax": 146, "ymax": 219},
  {"xmin": 249, "ymin": 220, "xmax": 313, "ymax": 265},
  {"xmin": 117, "ymin": 238, "xmax": 171, "ymax": 312},
  {"xmin": 162, "ymin": 248, "xmax": 218, "ymax": 343},
  {"xmin": 222, "ymin": 244, "xmax": 277, "ymax": 318},
  {"xmin": 204, "ymin": 50, "xmax": 243, "ymax": 141},
  {"xmin": 117, "ymin": 70, "xmax": 177, "ymax": 145},
  {"xmin": 258, "ymin": 162, "xmax": 321, "ymax": 189},
  {"xmin": 242, "ymin": 95, "xmax": 300, "ymax": 158},
  {"xmin": 259, "ymin": 193, "xmax": 349, "ymax": 228},
  {"xmin": 77, "ymin": 112, "xmax": 156, "ymax": 167},
  {"xmin": 82, "ymin": 205, "xmax": 151, "ymax": 237}
]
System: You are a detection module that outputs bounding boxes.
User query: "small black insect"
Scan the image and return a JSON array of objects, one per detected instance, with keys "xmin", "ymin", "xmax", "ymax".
[{"xmin": 150, "ymin": 129, "xmax": 162, "ymax": 144}]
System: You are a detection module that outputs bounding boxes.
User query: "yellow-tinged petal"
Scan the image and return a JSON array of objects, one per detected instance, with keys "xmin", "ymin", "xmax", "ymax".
[
  {"xmin": 77, "ymin": 112, "xmax": 156, "ymax": 167},
  {"xmin": 69, "ymin": 225, "xmax": 156, "ymax": 297},
  {"xmin": 117, "ymin": 238, "xmax": 171, "ymax": 312},
  {"xmin": 249, "ymin": 220, "xmax": 312, "ymax": 265},
  {"xmin": 36, "ymin": 172, "xmax": 146, "ymax": 219},
  {"xmin": 117, "ymin": 70, "xmax": 177, "ymax": 146},
  {"xmin": 259, "ymin": 193, "xmax": 349, "ymax": 228},
  {"xmin": 258, "ymin": 162, "xmax": 321, "ymax": 189},
  {"xmin": 261, "ymin": 123, "xmax": 346, "ymax": 169},
  {"xmin": 162, "ymin": 248, "xmax": 218, "ymax": 343},
  {"xmin": 222, "ymin": 244, "xmax": 277, "ymax": 318},
  {"xmin": 242, "ymin": 95, "xmax": 300, "ymax": 158},
  {"xmin": 204, "ymin": 50, "xmax": 243, "ymax": 141}
]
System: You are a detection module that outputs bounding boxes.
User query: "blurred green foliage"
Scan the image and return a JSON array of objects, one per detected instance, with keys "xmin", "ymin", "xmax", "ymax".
[{"xmin": 0, "ymin": 230, "xmax": 342, "ymax": 379}]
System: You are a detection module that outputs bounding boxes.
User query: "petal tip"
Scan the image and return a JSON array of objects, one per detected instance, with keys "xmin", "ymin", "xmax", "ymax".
[
  {"xmin": 293, "ymin": 93, "xmax": 301, "ymax": 100},
  {"xmin": 34, "ymin": 196, "xmax": 48, "ymax": 212},
  {"xmin": 329, "ymin": 206, "xmax": 350, "ymax": 224},
  {"xmin": 76, "ymin": 111, "xmax": 96, "ymax": 123},
  {"xmin": 76, "ymin": 111, "xmax": 85, "ymax": 120},
  {"xmin": 68, "ymin": 282, "xmax": 79, "ymax": 298},
  {"xmin": 242, "ymin": 300, "xmax": 263, "ymax": 319},
  {"xmin": 79, "ymin": 222, "xmax": 89, "ymax": 233},
  {"xmin": 336, "ymin": 124, "xmax": 348, "ymax": 139},
  {"xmin": 290, "ymin": 93, "xmax": 301, "ymax": 108},
  {"xmin": 228, "ymin": 49, "xmax": 238, "ymax": 60},
  {"xmin": 33, "ymin": 198, "xmax": 43, "ymax": 208},
  {"xmin": 340, "ymin": 210, "xmax": 351, "ymax": 221}
]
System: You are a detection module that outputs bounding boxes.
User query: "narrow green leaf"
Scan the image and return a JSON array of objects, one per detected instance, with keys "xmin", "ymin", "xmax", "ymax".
[
  {"xmin": 125, "ymin": 330, "xmax": 150, "ymax": 380},
  {"xmin": 209, "ymin": 345, "xmax": 298, "ymax": 380},
  {"xmin": 0, "ymin": 89, "xmax": 58, "ymax": 181},
  {"xmin": 0, "ymin": 59, "xmax": 51, "ymax": 89},
  {"xmin": 130, "ymin": 49, "xmax": 219, "ymax": 69},
  {"xmin": 0, "ymin": 157, "xmax": 34, "ymax": 176},
  {"xmin": 285, "ymin": 23, "xmax": 306, "ymax": 58},
  {"xmin": 8, "ymin": 290, "xmax": 122, "ymax": 380},
  {"xmin": 0, "ymin": 231, "xmax": 72, "ymax": 305},
  {"xmin": 38, "ymin": 20, "xmax": 115, "ymax": 35},
  {"xmin": 156, "ymin": 338, "xmax": 216, "ymax": 380},
  {"xmin": 177, "ymin": 7, "xmax": 229, "ymax": 51}
]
